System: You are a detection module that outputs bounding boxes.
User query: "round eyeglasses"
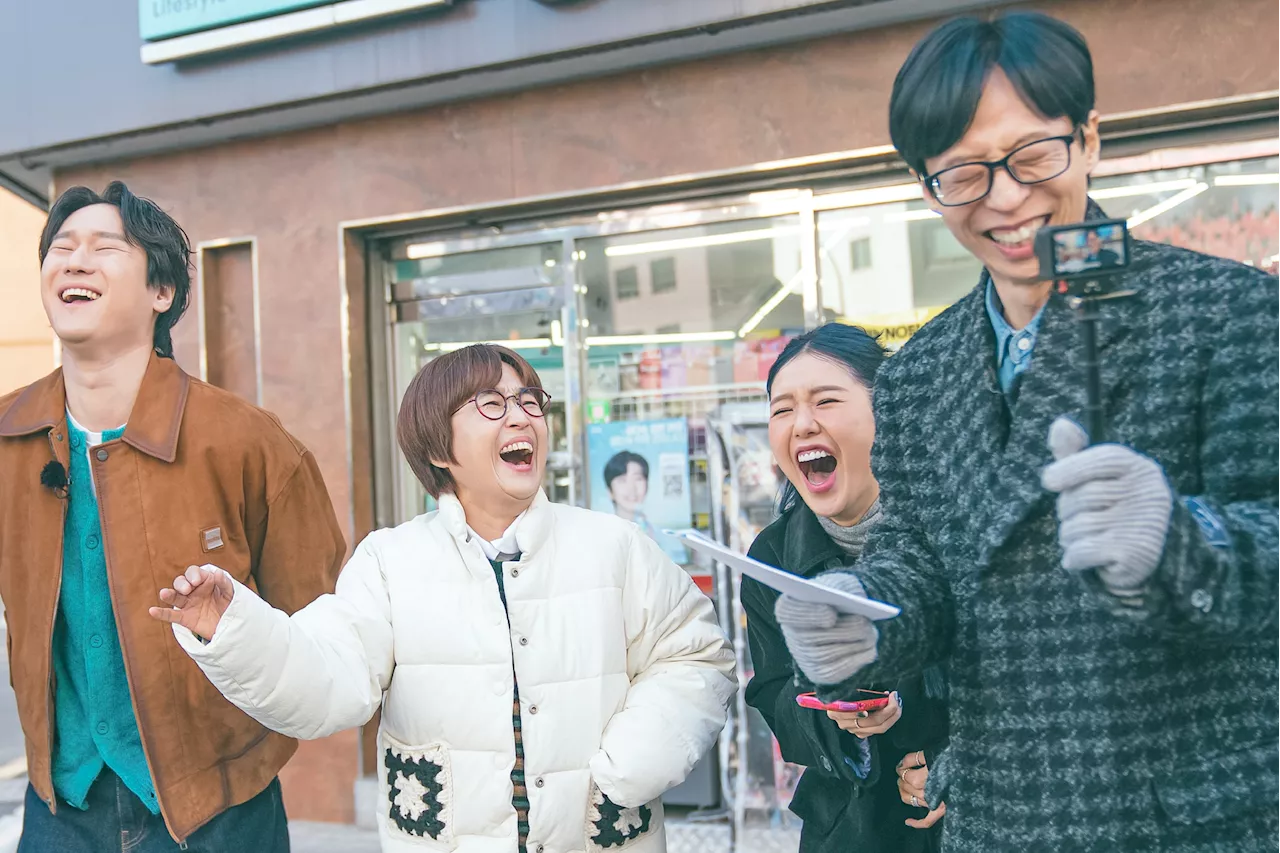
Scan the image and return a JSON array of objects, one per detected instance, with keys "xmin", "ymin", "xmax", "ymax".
[
  {"xmin": 458, "ymin": 388, "xmax": 552, "ymax": 421},
  {"xmin": 923, "ymin": 130, "xmax": 1082, "ymax": 207}
]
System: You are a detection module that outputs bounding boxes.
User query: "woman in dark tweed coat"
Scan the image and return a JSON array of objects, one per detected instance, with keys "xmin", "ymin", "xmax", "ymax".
[
  {"xmin": 775, "ymin": 12, "xmax": 1278, "ymax": 853},
  {"xmin": 743, "ymin": 324, "xmax": 947, "ymax": 853}
]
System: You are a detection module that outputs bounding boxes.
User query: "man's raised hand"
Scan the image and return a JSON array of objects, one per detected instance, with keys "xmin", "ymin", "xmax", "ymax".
[{"xmin": 148, "ymin": 565, "xmax": 235, "ymax": 641}]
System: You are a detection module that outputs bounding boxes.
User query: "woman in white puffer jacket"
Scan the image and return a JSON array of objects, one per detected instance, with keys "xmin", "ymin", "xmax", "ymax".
[{"xmin": 148, "ymin": 344, "xmax": 736, "ymax": 853}]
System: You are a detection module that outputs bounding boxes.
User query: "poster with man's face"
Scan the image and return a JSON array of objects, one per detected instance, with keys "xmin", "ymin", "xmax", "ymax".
[{"xmin": 587, "ymin": 418, "xmax": 691, "ymax": 565}]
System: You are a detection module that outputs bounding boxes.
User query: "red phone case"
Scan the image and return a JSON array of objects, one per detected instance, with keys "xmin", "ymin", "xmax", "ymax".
[{"xmin": 795, "ymin": 692, "xmax": 891, "ymax": 713}]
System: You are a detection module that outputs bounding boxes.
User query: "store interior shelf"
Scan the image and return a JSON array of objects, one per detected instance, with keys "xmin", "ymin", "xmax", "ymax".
[{"xmin": 607, "ymin": 382, "xmax": 767, "ymax": 401}]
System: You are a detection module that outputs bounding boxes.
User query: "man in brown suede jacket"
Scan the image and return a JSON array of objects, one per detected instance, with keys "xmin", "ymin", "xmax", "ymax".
[{"xmin": 0, "ymin": 181, "xmax": 345, "ymax": 850}]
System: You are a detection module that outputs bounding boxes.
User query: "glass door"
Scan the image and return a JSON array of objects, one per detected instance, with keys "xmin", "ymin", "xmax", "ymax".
[
  {"xmin": 387, "ymin": 241, "xmax": 579, "ymax": 523},
  {"xmin": 574, "ymin": 213, "xmax": 805, "ymax": 550}
]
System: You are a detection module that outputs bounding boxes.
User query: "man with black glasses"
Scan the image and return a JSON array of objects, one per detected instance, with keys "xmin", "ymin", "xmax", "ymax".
[{"xmin": 774, "ymin": 11, "xmax": 1278, "ymax": 851}]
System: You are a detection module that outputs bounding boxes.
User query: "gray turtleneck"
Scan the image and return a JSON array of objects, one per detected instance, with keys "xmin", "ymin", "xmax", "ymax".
[{"xmin": 816, "ymin": 498, "xmax": 883, "ymax": 560}]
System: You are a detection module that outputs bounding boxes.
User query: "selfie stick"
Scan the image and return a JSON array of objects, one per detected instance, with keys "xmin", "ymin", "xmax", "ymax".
[
  {"xmin": 1066, "ymin": 284, "xmax": 1106, "ymax": 444},
  {"xmin": 1037, "ymin": 218, "xmax": 1135, "ymax": 448},
  {"xmin": 1065, "ymin": 281, "xmax": 1134, "ymax": 445}
]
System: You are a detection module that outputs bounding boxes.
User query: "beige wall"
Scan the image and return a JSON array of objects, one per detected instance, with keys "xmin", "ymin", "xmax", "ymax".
[{"xmin": 0, "ymin": 190, "xmax": 52, "ymax": 395}]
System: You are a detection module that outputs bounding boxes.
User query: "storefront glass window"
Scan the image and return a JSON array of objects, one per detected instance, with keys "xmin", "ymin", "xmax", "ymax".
[
  {"xmin": 1095, "ymin": 155, "xmax": 1278, "ymax": 271},
  {"xmin": 389, "ymin": 242, "xmax": 572, "ymax": 518},
  {"xmin": 578, "ymin": 215, "xmax": 805, "ymax": 342},
  {"xmin": 574, "ymin": 215, "xmax": 802, "ymax": 560},
  {"xmin": 383, "ymin": 152, "xmax": 1277, "ymax": 529},
  {"xmin": 816, "ymin": 197, "xmax": 979, "ymax": 349}
]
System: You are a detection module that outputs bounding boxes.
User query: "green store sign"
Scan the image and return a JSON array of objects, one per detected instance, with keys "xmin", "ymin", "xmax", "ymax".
[
  {"xmin": 140, "ymin": 0, "xmax": 332, "ymax": 41},
  {"xmin": 140, "ymin": 0, "xmax": 580, "ymax": 41}
]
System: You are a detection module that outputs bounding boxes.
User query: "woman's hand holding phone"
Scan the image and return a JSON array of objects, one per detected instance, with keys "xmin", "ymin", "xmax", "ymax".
[{"xmin": 826, "ymin": 690, "xmax": 901, "ymax": 739}]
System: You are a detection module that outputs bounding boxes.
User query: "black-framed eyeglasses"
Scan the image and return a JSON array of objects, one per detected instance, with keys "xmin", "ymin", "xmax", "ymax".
[
  {"xmin": 458, "ymin": 387, "xmax": 552, "ymax": 421},
  {"xmin": 923, "ymin": 129, "xmax": 1083, "ymax": 207}
]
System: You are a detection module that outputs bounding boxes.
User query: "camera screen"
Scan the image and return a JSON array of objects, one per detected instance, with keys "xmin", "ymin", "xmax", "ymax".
[{"xmin": 1052, "ymin": 223, "xmax": 1128, "ymax": 276}]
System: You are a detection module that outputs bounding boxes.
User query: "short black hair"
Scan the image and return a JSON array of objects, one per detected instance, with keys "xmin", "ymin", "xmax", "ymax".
[
  {"xmin": 767, "ymin": 322, "xmax": 887, "ymax": 514},
  {"xmin": 604, "ymin": 451, "xmax": 648, "ymax": 491},
  {"xmin": 40, "ymin": 181, "xmax": 192, "ymax": 359},
  {"xmin": 889, "ymin": 11, "xmax": 1095, "ymax": 176}
]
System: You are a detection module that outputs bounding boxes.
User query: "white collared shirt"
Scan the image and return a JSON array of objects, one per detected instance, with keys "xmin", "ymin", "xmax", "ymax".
[{"xmin": 466, "ymin": 511, "xmax": 526, "ymax": 561}]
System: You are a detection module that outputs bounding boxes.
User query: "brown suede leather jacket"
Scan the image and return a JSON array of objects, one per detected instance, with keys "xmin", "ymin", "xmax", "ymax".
[{"xmin": 0, "ymin": 355, "xmax": 345, "ymax": 841}]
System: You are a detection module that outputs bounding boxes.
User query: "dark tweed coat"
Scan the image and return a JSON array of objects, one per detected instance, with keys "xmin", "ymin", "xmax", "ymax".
[{"xmin": 829, "ymin": 223, "xmax": 1279, "ymax": 851}]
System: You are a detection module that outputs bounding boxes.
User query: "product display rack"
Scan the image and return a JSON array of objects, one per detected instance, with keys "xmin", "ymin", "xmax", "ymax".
[{"xmin": 704, "ymin": 405, "xmax": 800, "ymax": 844}]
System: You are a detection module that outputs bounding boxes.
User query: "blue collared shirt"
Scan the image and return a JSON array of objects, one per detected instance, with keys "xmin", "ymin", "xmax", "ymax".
[{"xmin": 985, "ymin": 278, "xmax": 1046, "ymax": 395}]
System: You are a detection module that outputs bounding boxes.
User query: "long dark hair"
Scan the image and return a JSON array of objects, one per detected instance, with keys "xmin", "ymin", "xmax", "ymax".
[
  {"xmin": 40, "ymin": 181, "xmax": 192, "ymax": 359},
  {"xmin": 766, "ymin": 323, "xmax": 887, "ymax": 515}
]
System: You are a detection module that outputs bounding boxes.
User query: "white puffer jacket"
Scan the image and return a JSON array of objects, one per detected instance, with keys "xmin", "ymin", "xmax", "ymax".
[{"xmin": 174, "ymin": 491, "xmax": 735, "ymax": 853}]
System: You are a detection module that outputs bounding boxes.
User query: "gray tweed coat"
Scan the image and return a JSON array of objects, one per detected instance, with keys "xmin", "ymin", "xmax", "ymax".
[{"xmin": 832, "ymin": 223, "xmax": 1279, "ymax": 851}]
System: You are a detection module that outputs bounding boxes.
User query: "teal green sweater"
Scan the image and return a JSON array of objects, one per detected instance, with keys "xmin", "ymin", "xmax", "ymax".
[{"xmin": 51, "ymin": 418, "xmax": 158, "ymax": 813}]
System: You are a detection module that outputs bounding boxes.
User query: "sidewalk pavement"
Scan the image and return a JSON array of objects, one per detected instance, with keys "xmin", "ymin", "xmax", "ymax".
[
  {"xmin": 0, "ymin": 799, "xmax": 385, "ymax": 853},
  {"xmin": 0, "ymin": 810, "xmax": 384, "ymax": 853},
  {"xmin": 0, "ymin": 796, "xmax": 798, "ymax": 853},
  {"xmin": 287, "ymin": 818, "xmax": 802, "ymax": 853},
  {"xmin": 290, "ymin": 820, "xmax": 380, "ymax": 853},
  {"xmin": 0, "ymin": 813, "xmax": 799, "ymax": 852}
]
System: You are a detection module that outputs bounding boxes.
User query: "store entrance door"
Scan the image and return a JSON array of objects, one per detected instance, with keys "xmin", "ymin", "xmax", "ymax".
[{"xmin": 386, "ymin": 240, "xmax": 581, "ymax": 523}]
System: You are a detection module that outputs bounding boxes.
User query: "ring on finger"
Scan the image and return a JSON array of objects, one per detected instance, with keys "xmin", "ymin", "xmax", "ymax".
[
  {"xmin": 911, "ymin": 795, "xmax": 920, "ymax": 808},
  {"xmin": 852, "ymin": 718, "xmax": 861, "ymax": 730}
]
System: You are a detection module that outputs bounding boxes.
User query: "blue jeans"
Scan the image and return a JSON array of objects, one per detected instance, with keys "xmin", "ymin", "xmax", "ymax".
[{"xmin": 18, "ymin": 770, "xmax": 289, "ymax": 853}]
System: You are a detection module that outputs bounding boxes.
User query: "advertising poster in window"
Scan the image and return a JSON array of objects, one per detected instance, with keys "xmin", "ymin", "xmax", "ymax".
[{"xmin": 588, "ymin": 418, "xmax": 691, "ymax": 565}]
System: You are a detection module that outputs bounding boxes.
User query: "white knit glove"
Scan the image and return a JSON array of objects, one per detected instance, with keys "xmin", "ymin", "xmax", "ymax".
[
  {"xmin": 1041, "ymin": 417, "xmax": 1174, "ymax": 598},
  {"xmin": 775, "ymin": 572, "xmax": 879, "ymax": 686}
]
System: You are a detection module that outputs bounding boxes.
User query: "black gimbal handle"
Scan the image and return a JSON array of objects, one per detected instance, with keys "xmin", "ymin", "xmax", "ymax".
[
  {"xmin": 1074, "ymin": 293, "xmax": 1106, "ymax": 444},
  {"xmin": 1067, "ymin": 283, "xmax": 1137, "ymax": 445}
]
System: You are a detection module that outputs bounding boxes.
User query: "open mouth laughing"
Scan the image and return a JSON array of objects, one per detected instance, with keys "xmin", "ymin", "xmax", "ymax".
[
  {"xmin": 499, "ymin": 439, "xmax": 535, "ymax": 472},
  {"xmin": 58, "ymin": 285, "xmax": 103, "ymax": 304},
  {"xmin": 796, "ymin": 446, "xmax": 838, "ymax": 493},
  {"xmin": 985, "ymin": 215, "xmax": 1050, "ymax": 259}
]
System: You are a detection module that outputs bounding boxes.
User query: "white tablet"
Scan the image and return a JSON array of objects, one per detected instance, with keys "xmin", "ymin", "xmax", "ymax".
[{"xmin": 666, "ymin": 529, "xmax": 901, "ymax": 621}]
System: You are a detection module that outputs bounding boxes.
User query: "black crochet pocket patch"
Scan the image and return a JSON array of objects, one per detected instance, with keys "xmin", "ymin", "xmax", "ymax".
[
  {"xmin": 586, "ymin": 784, "xmax": 657, "ymax": 850},
  {"xmin": 379, "ymin": 734, "xmax": 454, "ymax": 848}
]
